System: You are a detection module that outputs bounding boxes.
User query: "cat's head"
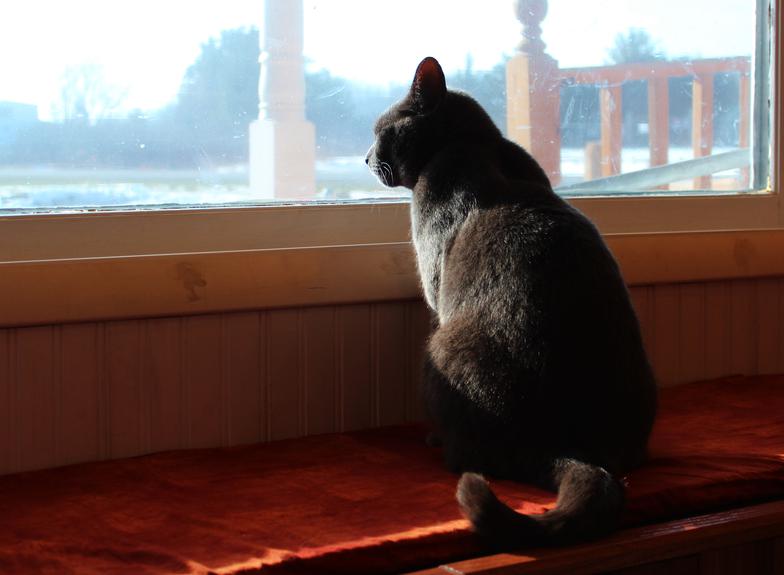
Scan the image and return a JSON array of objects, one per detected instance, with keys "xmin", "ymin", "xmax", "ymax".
[{"xmin": 366, "ymin": 56, "xmax": 498, "ymax": 189}]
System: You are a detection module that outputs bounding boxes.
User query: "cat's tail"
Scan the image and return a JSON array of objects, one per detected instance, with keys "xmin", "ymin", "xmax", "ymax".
[{"xmin": 456, "ymin": 459, "xmax": 625, "ymax": 549}]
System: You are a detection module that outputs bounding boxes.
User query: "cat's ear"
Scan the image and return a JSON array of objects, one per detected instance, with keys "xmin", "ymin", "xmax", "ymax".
[{"xmin": 410, "ymin": 57, "xmax": 446, "ymax": 114}]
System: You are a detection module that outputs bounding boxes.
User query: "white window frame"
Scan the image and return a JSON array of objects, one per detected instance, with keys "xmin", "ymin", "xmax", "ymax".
[{"xmin": 0, "ymin": 0, "xmax": 781, "ymax": 327}]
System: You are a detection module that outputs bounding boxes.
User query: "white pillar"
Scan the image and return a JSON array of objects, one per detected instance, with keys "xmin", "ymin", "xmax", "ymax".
[{"xmin": 249, "ymin": 0, "xmax": 316, "ymax": 199}]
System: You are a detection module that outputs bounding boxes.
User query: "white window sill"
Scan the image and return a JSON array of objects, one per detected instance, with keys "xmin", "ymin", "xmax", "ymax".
[{"xmin": 1, "ymin": 193, "xmax": 783, "ymax": 328}]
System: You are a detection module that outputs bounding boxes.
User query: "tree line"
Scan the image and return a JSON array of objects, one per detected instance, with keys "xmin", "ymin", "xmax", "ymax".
[{"xmin": 1, "ymin": 28, "xmax": 744, "ymax": 169}]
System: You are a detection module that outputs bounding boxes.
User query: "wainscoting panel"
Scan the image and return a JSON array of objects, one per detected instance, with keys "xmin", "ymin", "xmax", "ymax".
[
  {"xmin": 650, "ymin": 284, "xmax": 681, "ymax": 387},
  {"xmin": 374, "ymin": 302, "xmax": 410, "ymax": 427},
  {"xmin": 222, "ymin": 312, "xmax": 263, "ymax": 447},
  {"xmin": 183, "ymin": 315, "xmax": 224, "ymax": 449},
  {"xmin": 0, "ymin": 329, "xmax": 10, "ymax": 473},
  {"xmin": 266, "ymin": 308, "xmax": 301, "ymax": 441},
  {"xmin": 15, "ymin": 326, "xmax": 57, "ymax": 473},
  {"xmin": 628, "ymin": 278, "xmax": 783, "ymax": 387},
  {"xmin": 1, "ymin": 278, "xmax": 782, "ymax": 475},
  {"xmin": 704, "ymin": 281, "xmax": 733, "ymax": 381},
  {"xmin": 60, "ymin": 322, "xmax": 101, "ymax": 467},
  {"xmin": 303, "ymin": 306, "xmax": 337, "ymax": 436},
  {"xmin": 730, "ymin": 279, "xmax": 758, "ymax": 378},
  {"xmin": 336, "ymin": 304, "xmax": 372, "ymax": 432},
  {"xmin": 678, "ymin": 283, "xmax": 707, "ymax": 385},
  {"xmin": 106, "ymin": 320, "xmax": 144, "ymax": 459},
  {"xmin": 145, "ymin": 317, "xmax": 184, "ymax": 454},
  {"xmin": 757, "ymin": 278, "xmax": 783, "ymax": 375}
]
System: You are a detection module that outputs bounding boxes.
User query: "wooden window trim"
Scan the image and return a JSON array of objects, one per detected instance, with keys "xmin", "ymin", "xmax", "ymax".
[{"xmin": 2, "ymin": 228, "xmax": 784, "ymax": 328}]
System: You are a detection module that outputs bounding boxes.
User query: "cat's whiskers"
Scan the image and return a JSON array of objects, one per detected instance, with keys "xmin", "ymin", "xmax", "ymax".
[
  {"xmin": 374, "ymin": 163, "xmax": 386, "ymax": 186},
  {"xmin": 379, "ymin": 161, "xmax": 394, "ymax": 186}
]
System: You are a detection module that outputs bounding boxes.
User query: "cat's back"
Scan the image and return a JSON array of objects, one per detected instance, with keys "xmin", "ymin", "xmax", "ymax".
[
  {"xmin": 440, "ymin": 185, "xmax": 618, "ymax": 313},
  {"xmin": 440, "ymin": 183, "xmax": 656, "ymax": 458}
]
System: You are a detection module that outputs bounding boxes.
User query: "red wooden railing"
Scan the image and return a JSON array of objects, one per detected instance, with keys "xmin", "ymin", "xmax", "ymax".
[{"xmin": 507, "ymin": 0, "xmax": 751, "ymax": 190}]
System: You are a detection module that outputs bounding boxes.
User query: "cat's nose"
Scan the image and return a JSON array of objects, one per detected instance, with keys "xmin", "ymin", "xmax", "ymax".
[{"xmin": 365, "ymin": 156, "xmax": 369, "ymax": 165}]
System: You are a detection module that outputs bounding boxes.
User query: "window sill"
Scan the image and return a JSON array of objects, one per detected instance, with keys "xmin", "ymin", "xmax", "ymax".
[
  {"xmin": 1, "ymin": 197, "xmax": 783, "ymax": 327},
  {"xmin": 0, "ymin": 190, "xmax": 781, "ymax": 263}
]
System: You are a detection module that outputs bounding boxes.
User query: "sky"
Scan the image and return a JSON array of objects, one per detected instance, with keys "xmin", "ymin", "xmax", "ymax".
[{"xmin": 0, "ymin": 0, "xmax": 756, "ymax": 120}]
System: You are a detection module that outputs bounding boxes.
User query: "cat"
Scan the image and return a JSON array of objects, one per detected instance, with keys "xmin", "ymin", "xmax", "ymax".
[{"xmin": 366, "ymin": 57, "xmax": 657, "ymax": 549}]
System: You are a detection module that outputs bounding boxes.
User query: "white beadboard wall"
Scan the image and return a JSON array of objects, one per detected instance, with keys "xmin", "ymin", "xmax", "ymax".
[
  {"xmin": 1, "ymin": 278, "xmax": 783, "ymax": 475},
  {"xmin": 0, "ymin": 302, "xmax": 431, "ymax": 475}
]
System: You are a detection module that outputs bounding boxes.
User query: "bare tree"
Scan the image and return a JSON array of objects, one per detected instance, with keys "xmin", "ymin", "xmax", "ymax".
[
  {"xmin": 53, "ymin": 64, "xmax": 127, "ymax": 123},
  {"xmin": 607, "ymin": 28, "xmax": 665, "ymax": 64}
]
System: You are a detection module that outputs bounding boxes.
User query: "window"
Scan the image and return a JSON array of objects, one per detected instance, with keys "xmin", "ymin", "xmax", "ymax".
[
  {"xmin": 0, "ymin": 0, "xmax": 773, "ymax": 214},
  {"xmin": 0, "ymin": 0, "xmax": 781, "ymax": 328},
  {"xmin": 550, "ymin": 2, "xmax": 768, "ymax": 194}
]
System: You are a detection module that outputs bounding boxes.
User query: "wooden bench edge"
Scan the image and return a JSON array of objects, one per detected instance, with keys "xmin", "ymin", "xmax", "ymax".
[{"xmin": 407, "ymin": 499, "xmax": 784, "ymax": 575}]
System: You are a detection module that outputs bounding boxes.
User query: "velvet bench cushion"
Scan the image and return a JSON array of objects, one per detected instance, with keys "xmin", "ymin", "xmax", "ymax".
[{"xmin": 1, "ymin": 375, "xmax": 783, "ymax": 575}]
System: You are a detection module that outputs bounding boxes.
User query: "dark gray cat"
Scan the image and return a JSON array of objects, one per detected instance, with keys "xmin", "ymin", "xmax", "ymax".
[{"xmin": 366, "ymin": 57, "xmax": 657, "ymax": 549}]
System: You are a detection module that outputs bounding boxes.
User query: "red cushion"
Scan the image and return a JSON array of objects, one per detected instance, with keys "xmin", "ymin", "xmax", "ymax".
[{"xmin": 1, "ymin": 375, "xmax": 782, "ymax": 574}]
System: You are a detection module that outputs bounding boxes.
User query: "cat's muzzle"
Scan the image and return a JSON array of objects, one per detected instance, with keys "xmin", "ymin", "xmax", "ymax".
[{"xmin": 365, "ymin": 145, "xmax": 396, "ymax": 187}]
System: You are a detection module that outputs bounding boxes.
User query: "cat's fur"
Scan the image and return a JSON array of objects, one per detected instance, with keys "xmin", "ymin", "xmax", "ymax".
[{"xmin": 366, "ymin": 57, "xmax": 657, "ymax": 548}]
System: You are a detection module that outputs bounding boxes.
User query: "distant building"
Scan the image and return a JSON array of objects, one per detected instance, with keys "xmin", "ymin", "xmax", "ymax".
[{"xmin": 0, "ymin": 101, "xmax": 39, "ymax": 147}]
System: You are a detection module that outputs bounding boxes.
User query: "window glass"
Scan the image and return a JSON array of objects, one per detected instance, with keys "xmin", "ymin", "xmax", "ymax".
[{"xmin": 0, "ymin": 0, "xmax": 768, "ymax": 213}]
